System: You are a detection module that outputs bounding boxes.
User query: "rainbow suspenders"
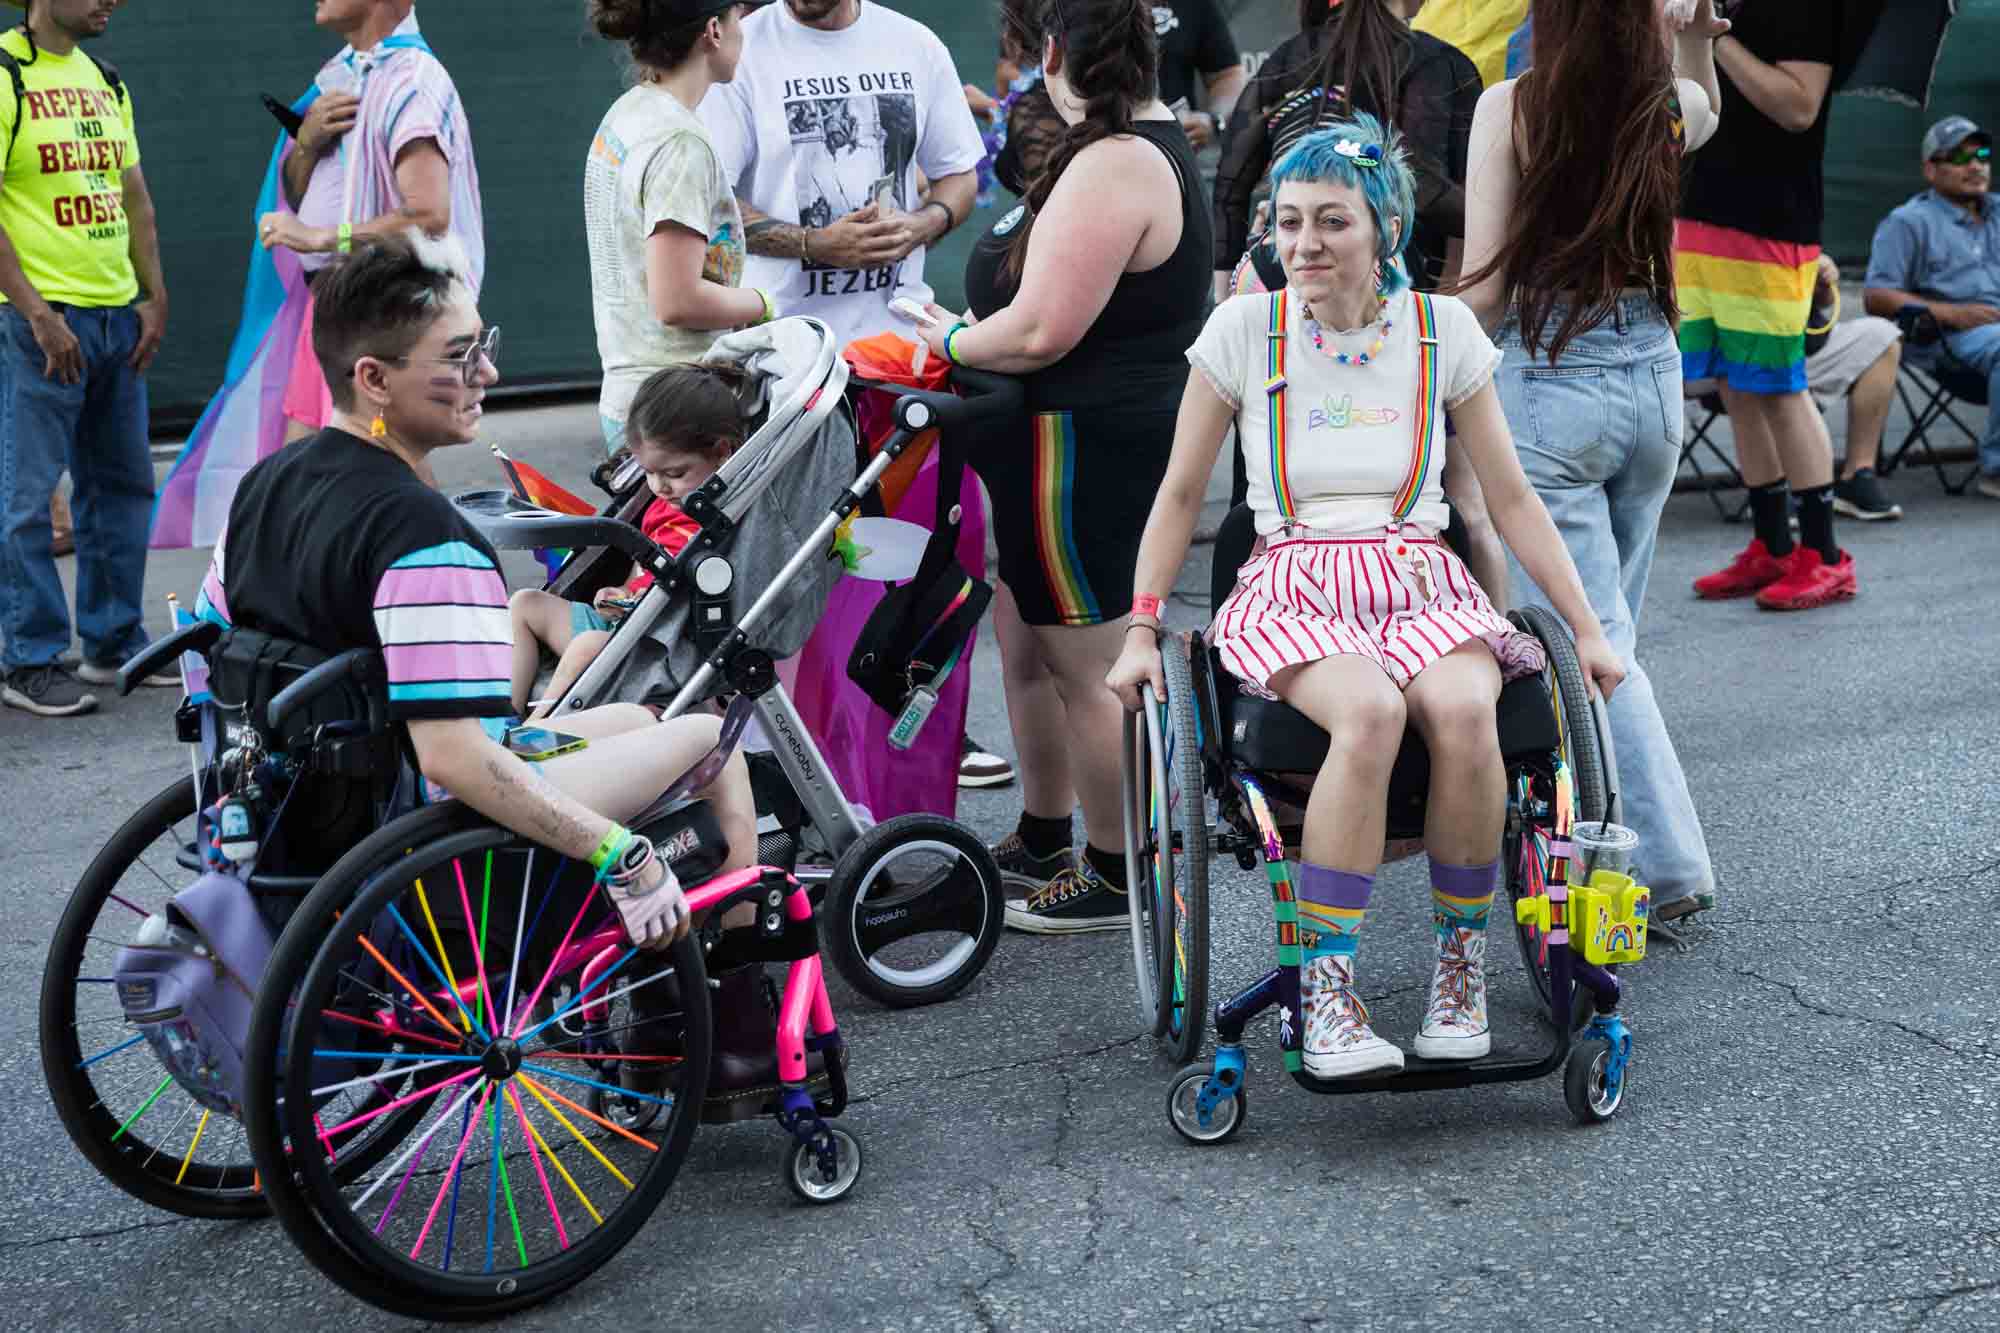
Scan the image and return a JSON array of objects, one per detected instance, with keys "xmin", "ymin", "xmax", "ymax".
[{"xmin": 1263, "ymin": 289, "xmax": 1443, "ymax": 533}]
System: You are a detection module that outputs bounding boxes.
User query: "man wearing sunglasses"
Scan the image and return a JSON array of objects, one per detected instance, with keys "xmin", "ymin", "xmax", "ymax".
[{"xmin": 1864, "ymin": 116, "xmax": 2000, "ymax": 500}]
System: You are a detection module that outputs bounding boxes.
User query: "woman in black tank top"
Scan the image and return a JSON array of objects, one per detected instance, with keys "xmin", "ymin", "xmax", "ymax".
[{"xmin": 915, "ymin": 0, "xmax": 1211, "ymax": 934}]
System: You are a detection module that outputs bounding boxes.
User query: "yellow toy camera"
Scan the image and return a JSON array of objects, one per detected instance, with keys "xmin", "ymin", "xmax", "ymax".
[{"xmin": 1567, "ymin": 871, "xmax": 1649, "ymax": 965}]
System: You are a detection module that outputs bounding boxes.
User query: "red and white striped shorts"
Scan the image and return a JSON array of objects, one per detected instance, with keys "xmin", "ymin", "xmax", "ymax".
[{"xmin": 1207, "ymin": 528, "xmax": 1546, "ymax": 693}]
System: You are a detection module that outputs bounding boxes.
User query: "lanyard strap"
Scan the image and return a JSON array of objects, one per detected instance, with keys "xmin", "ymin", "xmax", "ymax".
[
  {"xmin": 1264, "ymin": 291, "xmax": 1296, "ymax": 522},
  {"xmin": 1391, "ymin": 292, "xmax": 1441, "ymax": 524}
]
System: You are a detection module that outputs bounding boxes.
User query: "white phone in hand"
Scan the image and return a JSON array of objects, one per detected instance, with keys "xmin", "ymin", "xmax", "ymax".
[{"xmin": 889, "ymin": 296, "xmax": 939, "ymax": 328}]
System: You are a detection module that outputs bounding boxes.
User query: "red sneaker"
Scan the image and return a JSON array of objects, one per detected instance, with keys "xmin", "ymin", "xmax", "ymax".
[
  {"xmin": 1693, "ymin": 538, "xmax": 1787, "ymax": 600},
  {"xmin": 1755, "ymin": 547, "xmax": 1857, "ymax": 611}
]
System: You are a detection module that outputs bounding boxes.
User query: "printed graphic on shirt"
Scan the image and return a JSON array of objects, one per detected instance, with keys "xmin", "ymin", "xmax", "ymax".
[
  {"xmin": 1306, "ymin": 395, "xmax": 1400, "ymax": 431},
  {"xmin": 782, "ymin": 76, "xmax": 918, "ymax": 299}
]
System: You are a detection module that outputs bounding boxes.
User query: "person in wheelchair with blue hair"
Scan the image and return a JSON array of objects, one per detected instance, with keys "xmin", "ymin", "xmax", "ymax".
[
  {"xmin": 193, "ymin": 230, "xmax": 758, "ymax": 1024},
  {"xmin": 1108, "ymin": 117, "xmax": 1623, "ymax": 1080}
]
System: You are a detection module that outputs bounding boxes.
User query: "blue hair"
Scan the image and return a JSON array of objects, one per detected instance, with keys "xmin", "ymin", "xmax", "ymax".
[{"xmin": 1268, "ymin": 114, "xmax": 1416, "ymax": 296}]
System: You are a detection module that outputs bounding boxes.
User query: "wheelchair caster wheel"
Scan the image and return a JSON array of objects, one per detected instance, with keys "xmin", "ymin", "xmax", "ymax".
[
  {"xmin": 786, "ymin": 1126, "xmax": 861, "ymax": 1203},
  {"xmin": 589, "ymin": 1082, "xmax": 666, "ymax": 1135},
  {"xmin": 1564, "ymin": 1039, "xmax": 1624, "ymax": 1124},
  {"xmin": 1166, "ymin": 1064, "xmax": 1245, "ymax": 1145}
]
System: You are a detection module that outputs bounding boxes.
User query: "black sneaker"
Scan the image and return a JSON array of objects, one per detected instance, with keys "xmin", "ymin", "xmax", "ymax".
[
  {"xmin": 1003, "ymin": 857, "xmax": 1128, "ymax": 934},
  {"xmin": 990, "ymin": 831, "xmax": 1072, "ymax": 895},
  {"xmin": 2, "ymin": 663, "xmax": 98, "ymax": 717},
  {"xmin": 958, "ymin": 735, "xmax": 1016, "ymax": 789},
  {"xmin": 1833, "ymin": 468, "xmax": 1902, "ymax": 522}
]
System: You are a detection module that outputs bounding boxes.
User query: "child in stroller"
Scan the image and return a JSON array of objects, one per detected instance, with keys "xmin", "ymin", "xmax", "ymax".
[{"xmin": 509, "ymin": 366, "xmax": 743, "ymax": 718}]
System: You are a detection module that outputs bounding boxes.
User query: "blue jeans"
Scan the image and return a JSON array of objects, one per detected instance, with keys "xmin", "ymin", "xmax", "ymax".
[
  {"xmin": 1493, "ymin": 299, "xmax": 1716, "ymax": 904},
  {"xmin": 0, "ymin": 303, "xmax": 152, "ymax": 669},
  {"xmin": 1939, "ymin": 321, "xmax": 2000, "ymax": 477}
]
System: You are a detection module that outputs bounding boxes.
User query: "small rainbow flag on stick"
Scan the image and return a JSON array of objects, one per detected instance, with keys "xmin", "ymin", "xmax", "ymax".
[{"xmin": 493, "ymin": 446, "xmax": 595, "ymax": 581}]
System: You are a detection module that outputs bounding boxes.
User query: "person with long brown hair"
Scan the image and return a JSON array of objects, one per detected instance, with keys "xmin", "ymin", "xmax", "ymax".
[
  {"xmin": 1458, "ymin": 0, "xmax": 1727, "ymax": 928},
  {"xmin": 916, "ymin": 0, "xmax": 1211, "ymax": 934}
]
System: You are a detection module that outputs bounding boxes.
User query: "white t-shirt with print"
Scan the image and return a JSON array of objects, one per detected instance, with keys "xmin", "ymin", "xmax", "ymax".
[
  {"xmin": 697, "ymin": 1, "xmax": 986, "ymax": 350},
  {"xmin": 1188, "ymin": 288, "xmax": 1501, "ymax": 537},
  {"xmin": 585, "ymin": 84, "xmax": 745, "ymax": 426}
]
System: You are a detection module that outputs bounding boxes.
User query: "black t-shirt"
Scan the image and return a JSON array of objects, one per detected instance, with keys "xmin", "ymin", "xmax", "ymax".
[
  {"xmin": 212, "ymin": 430, "xmax": 515, "ymax": 726},
  {"xmin": 1153, "ymin": 0, "xmax": 1241, "ymax": 112},
  {"xmin": 1679, "ymin": 0, "xmax": 1840, "ymax": 245}
]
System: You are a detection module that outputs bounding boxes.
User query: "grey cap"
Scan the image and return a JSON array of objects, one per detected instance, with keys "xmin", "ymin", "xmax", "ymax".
[{"xmin": 1923, "ymin": 115, "xmax": 1989, "ymax": 160}]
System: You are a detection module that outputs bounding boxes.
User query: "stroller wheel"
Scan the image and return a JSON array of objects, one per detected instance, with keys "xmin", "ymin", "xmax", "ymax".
[{"xmin": 823, "ymin": 815, "xmax": 1004, "ymax": 1008}]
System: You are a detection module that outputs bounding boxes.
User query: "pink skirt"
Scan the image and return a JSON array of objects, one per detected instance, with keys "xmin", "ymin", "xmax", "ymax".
[{"xmin": 1208, "ymin": 527, "xmax": 1545, "ymax": 693}]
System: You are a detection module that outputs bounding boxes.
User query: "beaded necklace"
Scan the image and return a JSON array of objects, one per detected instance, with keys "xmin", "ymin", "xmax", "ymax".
[{"xmin": 1303, "ymin": 297, "xmax": 1391, "ymax": 366}]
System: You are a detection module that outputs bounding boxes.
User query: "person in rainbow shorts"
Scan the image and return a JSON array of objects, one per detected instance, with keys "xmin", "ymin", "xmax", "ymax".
[{"xmin": 1108, "ymin": 118, "xmax": 1623, "ymax": 1079}]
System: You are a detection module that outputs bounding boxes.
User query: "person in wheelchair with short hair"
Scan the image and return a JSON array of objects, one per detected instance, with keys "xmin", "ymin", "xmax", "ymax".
[
  {"xmin": 193, "ymin": 231, "xmax": 759, "ymax": 1072},
  {"xmin": 1108, "ymin": 118, "xmax": 1623, "ymax": 1080}
]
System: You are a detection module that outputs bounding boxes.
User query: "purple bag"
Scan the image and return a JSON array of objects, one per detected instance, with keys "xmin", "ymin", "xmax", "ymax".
[{"xmin": 113, "ymin": 872, "xmax": 274, "ymax": 1117}]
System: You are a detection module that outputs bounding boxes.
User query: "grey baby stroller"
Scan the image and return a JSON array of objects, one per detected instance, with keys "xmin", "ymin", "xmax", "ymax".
[{"xmin": 460, "ymin": 317, "xmax": 1022, "ymax": 1010}]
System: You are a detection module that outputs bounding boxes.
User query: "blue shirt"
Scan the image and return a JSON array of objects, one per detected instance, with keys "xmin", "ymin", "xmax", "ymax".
[{"xmin": 1864, "ymin": 189, "xmax": 2000, "ymax": 310}]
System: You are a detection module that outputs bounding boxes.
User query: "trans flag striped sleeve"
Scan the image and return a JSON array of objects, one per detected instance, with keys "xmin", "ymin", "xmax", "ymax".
[{"xmin": 372, "ymin": 540, "xmax": 514, "ymax": 721}]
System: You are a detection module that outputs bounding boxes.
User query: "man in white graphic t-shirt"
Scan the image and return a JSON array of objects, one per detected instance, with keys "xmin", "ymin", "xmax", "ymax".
[{"xmin": 698, "ymin": 0, "xmax": 985, "ymax": 349}]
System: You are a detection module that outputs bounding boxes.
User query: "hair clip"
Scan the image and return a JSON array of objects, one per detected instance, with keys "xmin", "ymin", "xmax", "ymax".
[{"xmin": 1334, "ymin": 138, "xmax": 1383, "ymax": 167}]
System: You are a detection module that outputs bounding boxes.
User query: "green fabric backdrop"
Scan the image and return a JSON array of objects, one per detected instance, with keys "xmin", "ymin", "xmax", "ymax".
[{"xmin": 101, "ymin": 1, "xmax": 1999, "ymax": 430}]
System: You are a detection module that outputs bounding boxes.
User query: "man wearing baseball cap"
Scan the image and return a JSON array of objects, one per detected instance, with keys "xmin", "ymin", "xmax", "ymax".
[
  {"xmin": 1863, "ymin": 115, "xmax": 2000, "ymax": 500},
  {"xmin": 0, "ymin": 0, "xmax": 168, "ymax": 718}
]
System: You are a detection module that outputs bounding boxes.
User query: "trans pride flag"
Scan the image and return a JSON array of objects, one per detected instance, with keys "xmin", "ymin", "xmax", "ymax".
[{"xmin": 149, "ymin": 32, "xmax": 434, "ymax": 550}]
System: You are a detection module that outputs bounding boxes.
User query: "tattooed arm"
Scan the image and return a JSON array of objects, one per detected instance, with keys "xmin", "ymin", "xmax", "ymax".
[
  {"xmin": 741, "ymin": 197, "xmax": 905, "ymax": 269},
  {"xmin": 406, "ymin": 718, "xmax": 615, "ymax": 861}
]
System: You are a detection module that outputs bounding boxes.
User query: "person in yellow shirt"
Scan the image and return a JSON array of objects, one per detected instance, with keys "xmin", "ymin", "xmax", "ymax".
[{"xmin": 0, "ymin": 0, "xmax": 167, "ymax": 718}]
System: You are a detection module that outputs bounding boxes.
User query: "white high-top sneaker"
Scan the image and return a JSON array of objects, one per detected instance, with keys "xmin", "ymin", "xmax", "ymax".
[
  {"xmin": 1299, "ymin": 954, "xmax": 1404, "ymax": 1079},
  {"xmin": 1414, "ymin": 924, "xmax": 1491, "ymax": 1060}
]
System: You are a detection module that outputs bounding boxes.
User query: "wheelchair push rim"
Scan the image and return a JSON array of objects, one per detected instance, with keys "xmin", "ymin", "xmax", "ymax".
[
  {"xmin": 1122, "ymin": 700, "xmax": 1173, "ymax": 1037},
  {"xmin": 39, "ymin": 776, "xmax": 266, "ymax": 1218},
  {"xmin": 246, "ymin": 811, "xmax": 710, "ymax": 1319}
]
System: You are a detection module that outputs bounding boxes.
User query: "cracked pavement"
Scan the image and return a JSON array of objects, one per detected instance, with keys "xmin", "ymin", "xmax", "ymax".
[{"xmin": 5, "ymin": 403, "xmax": 1998, "ymax": 1330}]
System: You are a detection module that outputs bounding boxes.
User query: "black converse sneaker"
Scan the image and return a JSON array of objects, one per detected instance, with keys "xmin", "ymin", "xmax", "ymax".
[
  {"xmin": 1003, "ymin": 857, "xmax": 1128, "ymax": 934},
  {"xmin": 989, "ymin": 831, "xmax": 1073, "ymax": 895}
]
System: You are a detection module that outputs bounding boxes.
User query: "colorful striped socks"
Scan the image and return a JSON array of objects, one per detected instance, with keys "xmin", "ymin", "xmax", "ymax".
[
  {"xmin": 1430, "ymin": 857, "xmax": 1498, "ymax": 934},
  {"xmin": 1295, "ymin": 861, "xmax": 1373, "ymax": 961}
]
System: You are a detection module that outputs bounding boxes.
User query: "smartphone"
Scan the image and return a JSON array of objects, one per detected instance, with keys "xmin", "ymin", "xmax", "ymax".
[
  {"xmin": 504, "ymin": 725, "xmax": 589, "ymax": 762},
  {"xmin": 888, "ymin": 296, "xmax": 939, "ymax": 328},
  {"xmin": 868, "ymin": 172, "xmax": 899, "ymax": 211}
]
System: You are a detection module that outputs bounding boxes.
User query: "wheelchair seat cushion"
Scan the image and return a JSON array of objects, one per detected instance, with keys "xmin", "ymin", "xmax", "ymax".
[{"xmin": 1218, "ymin": 647, "xmax": 1560, "ymax": 840}]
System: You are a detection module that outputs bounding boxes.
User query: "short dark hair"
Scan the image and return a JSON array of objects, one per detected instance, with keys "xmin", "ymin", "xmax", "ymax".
[
  {"xmin": 310, "ymin": 234, "xmax": 464, "ymax": 412},
  {"xmin": 624, "ymin": 363, "xmax": 748, "ymax": 455}
]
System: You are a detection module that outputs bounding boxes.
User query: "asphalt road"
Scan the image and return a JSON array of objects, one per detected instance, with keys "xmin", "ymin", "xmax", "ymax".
[{"xmin": 6, "ymin": 401, "xmax": 1999, "ymax": 1331}]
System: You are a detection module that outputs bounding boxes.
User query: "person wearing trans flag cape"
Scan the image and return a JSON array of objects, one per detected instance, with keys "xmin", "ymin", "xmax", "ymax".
[{"xmin": 150, "ymin": 2, "xmax": 482, "ymax": 550}]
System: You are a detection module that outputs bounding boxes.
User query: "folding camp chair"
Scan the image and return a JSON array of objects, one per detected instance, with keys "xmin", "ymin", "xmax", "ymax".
[
  {"xmin": 1680, "ymin": 381, "xmax": 1751, "ymax": 521},
  {"xmin": 1881, "ymin": 305, "xmax": 1989, "ymax": 495}
]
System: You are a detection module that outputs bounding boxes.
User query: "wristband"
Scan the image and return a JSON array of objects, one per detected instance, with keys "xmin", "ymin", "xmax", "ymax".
[
  {"xmin": 943, "ymin": 322, "xmax": 970, "ymax": 365},
  {"xmin": 921, "ymin": 199, "xmax": 955, "ymax": 235},
  {"xmin": 1131, "ymin": 593, "xmax": 1163, "ymax": 619},
  {"xmin": 336, "ymin": 222, "xmax": 353, "ymax": 254},
  {"xmin": 800, "ymin": 229, "xmax": 811, "ymax": 264},
  {"xmin": 590, "ymin": 823, "xmax": 633, "ymax": 876},
  {"xmin": 754, "ymin": 288, "xmax": 778, "ymax": 325}
]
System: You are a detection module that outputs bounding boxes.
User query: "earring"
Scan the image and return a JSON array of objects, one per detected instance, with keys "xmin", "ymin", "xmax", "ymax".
[{"xmin": 370, "ymin": 415, "xmax": 388, "ymax": 439}]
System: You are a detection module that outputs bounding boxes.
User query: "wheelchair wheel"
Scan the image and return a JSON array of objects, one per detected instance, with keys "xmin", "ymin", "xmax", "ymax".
[
  {"xmin": 39, "ymin": 777, "xmax": 265, "ymax": 1219},
  {"xmin": 243, "ymin": 803, "xmax": 711, "ymax": 1320},
  {"xmin": 823, "ymin": 814, "xmax": 1004, "ymax": 1009},
  {"xmin": 1505, "ymin": 606, "xmax": 1611, "ymax": 1027},
  {"xmin": 1121, "ymin": 706, "xmax": 1171, "ymax": 1037},
  {"xmin": 1128, "ymin": 635, "xmax": 1211, "ymax": 1064}
]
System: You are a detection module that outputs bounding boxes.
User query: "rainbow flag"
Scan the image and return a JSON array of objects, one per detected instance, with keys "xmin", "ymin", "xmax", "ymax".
[{"xmin": 494, "ymin": 447, "xmax": 594, "ymax": 581}]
